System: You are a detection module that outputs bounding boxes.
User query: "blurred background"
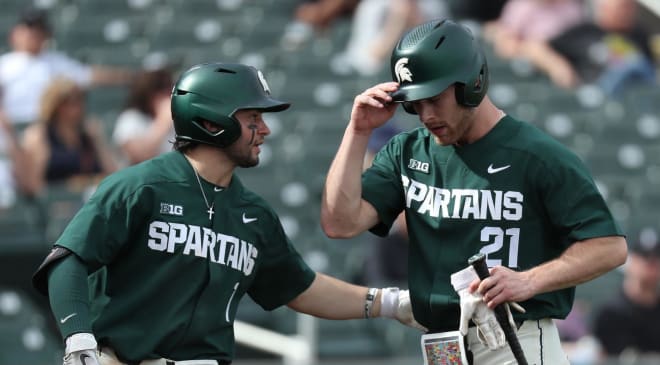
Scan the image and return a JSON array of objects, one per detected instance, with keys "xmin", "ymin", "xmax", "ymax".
[{"xmin": 0, "ymin": 0, "xmax": 659, "ymax": 364}]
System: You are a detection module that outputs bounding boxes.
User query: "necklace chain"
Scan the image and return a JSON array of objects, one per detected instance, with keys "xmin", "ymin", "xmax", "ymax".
[{"xmin": 193, "ymin": 167, "xmax": 215, "ymax": 221}]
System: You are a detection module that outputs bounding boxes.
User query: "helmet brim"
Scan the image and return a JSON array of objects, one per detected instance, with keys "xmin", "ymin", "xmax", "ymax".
[
  {"xmin": 242, "ymin": 97, "xmax": 291, "ymax": 113},
  {"xmin": 391, "ymin": 78, "xmax": 455, "ymax": 103}
]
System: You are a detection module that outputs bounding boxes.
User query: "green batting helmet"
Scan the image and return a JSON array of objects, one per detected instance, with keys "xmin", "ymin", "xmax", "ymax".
[
  {"xmin": 171, "ymin": 62, "xmax": 290, "ymax": 147},
  {"xmin": 390, "ymin": 19, "xmax": 489, "ymax": 113}
]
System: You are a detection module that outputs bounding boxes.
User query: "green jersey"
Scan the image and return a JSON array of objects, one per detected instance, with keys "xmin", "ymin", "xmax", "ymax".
[
  {"xmin": 54, "ymin": 151, "xmax": 315, "ymax": 362},
  {"xmin": 362, "ymin": 116, "xmax": 622, "ymax": 332}
]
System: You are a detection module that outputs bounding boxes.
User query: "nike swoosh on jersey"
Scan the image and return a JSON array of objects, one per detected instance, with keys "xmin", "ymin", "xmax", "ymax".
[
  {"xmin": 214, "ymin": 186, "xmax": 223, "ymax": 192},
  {"xmin": 487, "ymin": 164, "xmax": 511, "ymax": 174},
  {"xmin": 60, "ymin": 313, "xmax": 77, "ymax": 324},
  {"xmin": 242, "ymin": 213, "xmax": 257, "ymax": 223}
]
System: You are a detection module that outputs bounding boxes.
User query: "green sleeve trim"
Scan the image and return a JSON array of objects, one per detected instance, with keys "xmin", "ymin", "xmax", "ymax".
[{"xmin": 47, "ymin": 254, "xmax": 93, "ymax": 340}]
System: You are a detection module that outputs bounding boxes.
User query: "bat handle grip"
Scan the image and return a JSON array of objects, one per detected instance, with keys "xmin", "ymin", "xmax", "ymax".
[
  {"xmin": 468, "ymin": 252, "xmax": 490, "ymax": 280},
  {"xmin": 467, "ymin": 253, "xmax": 529, "ymax": 365}
]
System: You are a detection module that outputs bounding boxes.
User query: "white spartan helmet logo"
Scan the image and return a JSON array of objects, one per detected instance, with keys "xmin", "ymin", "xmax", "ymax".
[
  {"xmin": 394, "ymin": 58, "xmax": 413, "ymax": 83},
  {"xmin": 257, "ymin": 70, "xmax": 271, "ymax": 94}
]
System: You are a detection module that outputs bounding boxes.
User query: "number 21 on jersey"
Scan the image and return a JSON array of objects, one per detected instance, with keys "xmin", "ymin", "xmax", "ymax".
[{"xmin": 479, "ymin": 226, "xmax": 520, "ymax": 268}]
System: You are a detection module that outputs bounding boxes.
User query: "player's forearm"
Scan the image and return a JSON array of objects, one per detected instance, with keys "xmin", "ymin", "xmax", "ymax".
[
  {"xmin": 527, "ymin": 236, "xmax": 627, "ymax": 294},
  {"xmin": 320, "ymin": 124, "xmax": 372, "ymax": 238},
  {"xmin": 288, "ymin": 273, "xmax": 378, "ymax": 319},
  {"xmin": 48, "ymin": 254, "xmax": 94, "ymax": 339}
]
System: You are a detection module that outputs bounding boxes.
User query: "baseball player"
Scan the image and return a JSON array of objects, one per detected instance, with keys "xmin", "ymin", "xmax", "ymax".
[
  {"xmin": 320, "ymin": 19, "xmax": 628, "ymax": 364},
  {"xmin": 32, "ymin": 62, "xmax": 425, "ymax": 365}
]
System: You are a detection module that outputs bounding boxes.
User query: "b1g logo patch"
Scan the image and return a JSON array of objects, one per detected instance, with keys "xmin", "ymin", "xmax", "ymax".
[
  {"xmin": 160, "ymin": 202, "xmax": 183, "ymax": 216},
  {"xmin": 408, "ymin": 158, "xmax": 429, "ymax": 173}
]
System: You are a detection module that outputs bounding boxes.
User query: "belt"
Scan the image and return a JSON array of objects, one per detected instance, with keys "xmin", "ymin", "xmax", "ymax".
[
  {"xmin": 468, "ymin": 319, "xmax": 524, "ymax": 330},
  {"xmin": 140, "ymin": 360, "xmax": 228, "ymax": 365},
  {"xmin": 140, "ymin": 360, "xmax": 227, "ymax": 365},
  {"xmin": 100, "ymin": 347, "xmax": 230, "ymax": 365}
]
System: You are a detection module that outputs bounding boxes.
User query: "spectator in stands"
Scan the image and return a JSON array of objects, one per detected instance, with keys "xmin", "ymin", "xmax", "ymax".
[
  {"xmin": 21, "ymin": 78, "xmax": 117, "ymax": 196},
  {"xmin": 280, "ymin": 0, "xmax": 360, "ymax": 50},
  {"xmin": 112, "ymin": 68, "xmax": 174, "ymax": 166},
  {"xmin": 335, "ymin": 0, "xmax": 449, "ymax": 77},
  {"xmin": 483, "ymin": 0, "xmax": 585, "ymax": 60},
  {"xmin": 0, "ymin": 7, "xmax": 133, "ymax": 125},
  {"xmin": 0, "ymin": 106, "xmax": 35, "ymax": 207},
  {"xmin": 521, "ymin": 0, "xmax": 656, "ymax": 95},
  {"xmin": 593, "ymin": 227, "xmax": 660, "ymax": 358}
]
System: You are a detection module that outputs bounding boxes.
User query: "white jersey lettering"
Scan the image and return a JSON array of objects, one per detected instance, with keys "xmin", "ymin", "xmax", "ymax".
[
  {"xmin": 147, "ymin": 221, "xmax": 169, "ymax": 251},
  {"xmin": 184, "ymin": 225, "xmax": 204, "ymax": 257},
  {"xmin": 503, "ymin": 191, "xmax": 524, "ymax": 221},
  {"xmin": 146, "ymin": 221, "xmax": 259, "ymax": 276},
  {"xmin": 402, "ymin": 176, "xmax": 524, "ymax": 221},
  {"xmin": 167, "ymin": 223, "xmax": 187, "ymax": 253}
]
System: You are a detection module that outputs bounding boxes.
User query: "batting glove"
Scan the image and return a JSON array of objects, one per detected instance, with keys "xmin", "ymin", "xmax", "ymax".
[
  {"xmin": 450, "ymin": 266, "xmax": 524, "ymax": 350},
  {"xmin": 379, "ymin": 287, "xmax": 428, "ymax": 332},
  {"xmin": 63, "ymin": 333, "xmax": 100, "ymax": 365}
]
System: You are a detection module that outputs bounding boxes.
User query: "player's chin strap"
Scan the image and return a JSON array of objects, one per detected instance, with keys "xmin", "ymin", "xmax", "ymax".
[{"xmin": 368, "ymin": 287, "xmax": 428, "ymax": 332}]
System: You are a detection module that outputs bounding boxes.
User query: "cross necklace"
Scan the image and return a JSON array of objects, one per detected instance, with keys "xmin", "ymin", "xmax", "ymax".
[{"xmin": 193, "ymin": 167, "xmax": 215, "ymax": 221}]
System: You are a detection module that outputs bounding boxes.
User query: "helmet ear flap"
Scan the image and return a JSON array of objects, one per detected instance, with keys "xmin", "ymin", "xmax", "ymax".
[{"xmin": 457, "ymin": 62, "xmax": 489, "ymax": 107}]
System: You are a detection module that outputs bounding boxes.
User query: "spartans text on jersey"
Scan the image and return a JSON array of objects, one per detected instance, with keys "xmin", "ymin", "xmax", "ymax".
[
  {"xmin": 402, "ymin": 176, "xmax": 523, "ymax": 220},
  {"xmin": 147, "ymin": 221, "xmax": 257, "ymax": 275}
]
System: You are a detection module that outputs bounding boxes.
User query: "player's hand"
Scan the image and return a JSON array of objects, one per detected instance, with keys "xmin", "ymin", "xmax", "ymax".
[
  {"xmin": 379, "ymin": 287, "xmax": 428, "ymax": 332},
  {"xmin": 63, "ymin": 333, "xmax": 100, "ymax": 365},
  {"xmin": 451, "ymin": 266, "xmax": 523, "ymax": 350},
  {"xmin": 471, "ymin": 265, "xmax": 535, "ymax": 309},
  {"xmin": 349, "ymin": 82, "xmax": 399, "ymax": 134}
]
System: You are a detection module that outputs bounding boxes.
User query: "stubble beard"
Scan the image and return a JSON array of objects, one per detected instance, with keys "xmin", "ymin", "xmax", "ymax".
[{"xmin": 226, "ymin": 141, "xmax": 259, "ymax": 168}]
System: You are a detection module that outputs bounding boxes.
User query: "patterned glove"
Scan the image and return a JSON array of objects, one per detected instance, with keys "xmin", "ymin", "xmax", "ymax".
[
  {"xmin": 379, "ymin": 287, "xmax": 428, "ymax": 332},
  {"xmin": 63, "ymin": 333, "xmax": 100, "ymax": 365},
  {"xmin": 450, "ymin": 266, "xmax": 519, "ymax": 350}
]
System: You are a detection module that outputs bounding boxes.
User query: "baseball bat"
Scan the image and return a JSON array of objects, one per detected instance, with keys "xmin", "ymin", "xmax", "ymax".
[{"xmin": 468, "ymin": 252, "xmax": 528, "ymax": 365}]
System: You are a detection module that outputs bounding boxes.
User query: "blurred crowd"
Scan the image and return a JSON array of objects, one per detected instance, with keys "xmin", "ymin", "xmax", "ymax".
[{"xmin": 0, "ymin": 1, "xmax": 658, "ymax": 364}]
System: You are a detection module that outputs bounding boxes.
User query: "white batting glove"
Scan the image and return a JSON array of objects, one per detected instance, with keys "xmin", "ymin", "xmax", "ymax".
[
  {"xmin": 379, "ymin": 287, "xmax": 428, "ymax": 332},
  {"xmin": 451, "ymin": 266, "xmax": 512, "ymax": 350},
  {"xmin": 63, "ymin": 333, "xmax": 100, "ymax": 365}
]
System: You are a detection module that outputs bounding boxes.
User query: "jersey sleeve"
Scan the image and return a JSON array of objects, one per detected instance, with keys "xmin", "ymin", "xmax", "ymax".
[
  {"xmin": 536, "ymin": 146, "xmax": 623, "ymax": 241},
  {"xmin": 361, "ymin": 137, "xmax": 406, "ymax": 236},
  {"xmin": 247, "ymin": 213, "xmax": 315, "ymax": 310},
  {"xmin": 54, "ymin": 175, "xmax": 148, "ymax": 270}
]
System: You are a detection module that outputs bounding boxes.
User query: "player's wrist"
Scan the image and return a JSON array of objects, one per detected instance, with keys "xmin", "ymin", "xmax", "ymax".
[
  {"xmin": 65, "ymin": 332, "xmax": 97, "ymax": 353},
  {"xmin": 378, "ymin": 287, "xmax": 400, "ymax": 319},
  {"xmin": 347, "ymin": 120, "xmax": 374, "ymax": 137},
  {"xmin": 364, "ymin": 288, "xmax": 379, "ymax": 318}
]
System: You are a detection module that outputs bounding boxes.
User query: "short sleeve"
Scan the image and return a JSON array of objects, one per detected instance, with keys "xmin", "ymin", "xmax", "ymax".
[
  {"xmin": 536, "ymin": 149, "xmax": 622, "ymax": 241},
  {"xmin": 361, "ymin": 138, "xmax": 406, "ymax": 236},
  {"xmin": 55, "ymin": 177, "xmax": 147, "ymax": 270},
  {"xmin": 247, "ymin": 215, "xmax": 315, "ymax": 310}
]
